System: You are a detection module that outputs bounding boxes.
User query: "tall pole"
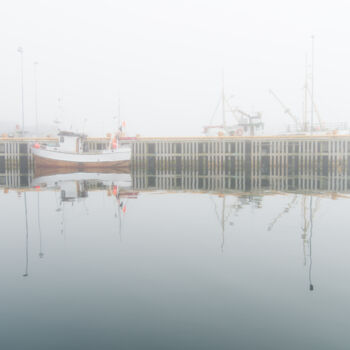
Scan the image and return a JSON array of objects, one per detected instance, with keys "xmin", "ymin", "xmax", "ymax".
[
  {"xmin": 17, "ymin": 47, "xmax": 25, "ymax": 136},
  {"xmin": 304, "ymin": 55, "xmax": 308, "ymax": 132},
  {"xmin": 34, "ymin": 62, "xmax": 39, "ymax": 135},
  {"xmin": 311, "ymin": 35, "xmax": 315, "ymax": 135},
  {"xmin": 222, "ymin": 70, "xmax": 226, "ymax": 128}
]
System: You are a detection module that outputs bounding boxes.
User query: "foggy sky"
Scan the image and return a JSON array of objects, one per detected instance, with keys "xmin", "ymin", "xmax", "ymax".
[{"xmin": 1, "ymin": 0, "xmax": 350, "ymax": 136}]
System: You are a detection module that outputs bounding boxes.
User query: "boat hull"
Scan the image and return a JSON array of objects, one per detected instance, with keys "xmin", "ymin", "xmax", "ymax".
[{"xmin": 32, "ymin": 146, "xmax": 131, "ymax": 174}]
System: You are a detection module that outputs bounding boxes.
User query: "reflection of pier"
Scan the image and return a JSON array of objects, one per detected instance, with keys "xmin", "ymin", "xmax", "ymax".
[{"xmin": 131, "ymin": 136, "xmax": 350, "ymax": 194}]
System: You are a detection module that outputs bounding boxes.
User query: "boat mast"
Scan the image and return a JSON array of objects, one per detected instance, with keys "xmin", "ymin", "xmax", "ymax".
[
  {"xmin": 17, "ymin": 47, "xmax": 25, "ymax": 136},
  {"xmin": 304, "ymin": 55, "xmax": 308, "ymax": 132},
  {"xmin": 34, "ymin": 62, "xmax": 39, "ymax": 135},
  {"xmin": 311, "ymin": 35, "xmax": 315, "ymax": 135}
]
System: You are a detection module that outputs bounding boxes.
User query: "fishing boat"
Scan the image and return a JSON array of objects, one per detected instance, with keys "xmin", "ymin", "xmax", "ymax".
[{"xmin": 32, "ymin": 131, "xmax": 131, "ymax": 171}]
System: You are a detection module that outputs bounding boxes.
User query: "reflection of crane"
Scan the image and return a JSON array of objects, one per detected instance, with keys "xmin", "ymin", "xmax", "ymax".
[
  {"xmin": 267, "ymin": 195, "xmax": 298, "ymax": 231},
  {"xmin": 269, "ymin": 89, "xmax": 299, "ymax": 126}
]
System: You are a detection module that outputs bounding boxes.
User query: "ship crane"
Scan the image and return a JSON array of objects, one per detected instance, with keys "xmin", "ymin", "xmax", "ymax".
[{"xmin": 269, "ymin": 89, "xmax": 299, "ymax": 127}]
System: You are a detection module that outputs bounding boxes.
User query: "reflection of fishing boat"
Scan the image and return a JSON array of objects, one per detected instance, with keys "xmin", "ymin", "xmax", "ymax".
[
  {"xmin": 32, "ymin": 172, "xmax": 132, "ymax": 190},
  {"xmin": 31, "ymin": 131, "xmax": 131, "ymax": 172}
]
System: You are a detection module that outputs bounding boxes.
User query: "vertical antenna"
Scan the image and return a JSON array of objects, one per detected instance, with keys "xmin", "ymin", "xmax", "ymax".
[
  {"xmin": 311, "ymin": 35, "xmax": 315, "ymax": 135},
  {"xmin": 222, "ymin": 70, "xmax": 226, "ymax": 128},
  {"xmin": 34, "ymin": 62, "xmax": 39, "ymax": 135},
  {"xmin": 17, "ymin": 47, "xmax": 25, "ymax": 136}
]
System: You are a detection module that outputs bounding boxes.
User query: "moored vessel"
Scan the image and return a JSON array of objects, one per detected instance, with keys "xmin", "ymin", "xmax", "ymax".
[{"xmin": 32, "ymin": 131, "xmax": 131, "ymax": 172}]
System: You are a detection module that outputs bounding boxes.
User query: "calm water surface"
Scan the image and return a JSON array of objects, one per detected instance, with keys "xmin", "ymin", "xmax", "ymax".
[{"xmin": 0, "ymin": 178, "xmax": 349, "ymax": 349}]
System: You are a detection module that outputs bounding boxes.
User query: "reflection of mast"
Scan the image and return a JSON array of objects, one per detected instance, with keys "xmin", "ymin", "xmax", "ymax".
[
  {"xmin": 221, "ymin": 196, "xmax": 226, "ymax": 252},
  {"xmin": 309, "ymin": 196, "xmax": 314, "ymax": 291},
  {"xmin": 301, "ymin": 195, "xmax": 319, "ymax": 291},
  {"xmin": 23, "ymin": 193, "xmax": 29, "ymax": 277},
  {"xmin": 211, "ymin": 194, "xmax": 240, "ymax": 252},
  {"xmin": 115, "ymin": 186, "xmax": 127, "ymax": 241},
  {"xmin": 37, "ymin": 192, "xmax": 44, "ymax": 258}
]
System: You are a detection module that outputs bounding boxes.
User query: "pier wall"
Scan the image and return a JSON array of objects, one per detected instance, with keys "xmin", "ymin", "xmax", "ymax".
[{"xmin": 130, "ymin": 136, "xmax": 350, "ymax": 193}]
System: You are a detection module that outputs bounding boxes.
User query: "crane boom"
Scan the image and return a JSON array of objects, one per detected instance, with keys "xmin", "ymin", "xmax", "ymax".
[{"xmin": 269, "ymin": 89, "xmax": 299, "ymax": 125}]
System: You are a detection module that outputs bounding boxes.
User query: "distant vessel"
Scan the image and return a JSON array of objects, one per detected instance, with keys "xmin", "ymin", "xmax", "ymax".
[
  {"xmin": 203, "ymin": 76, "xmax": 264, "ymax": 137},
  {"xmin": 32, "ymin": 130, "xmax": 131, "ymax": 172}
]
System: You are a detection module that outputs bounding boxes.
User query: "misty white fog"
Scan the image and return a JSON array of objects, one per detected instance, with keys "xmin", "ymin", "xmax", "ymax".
[{"xmin": 1, "ymin": 0, "xmax": 350, "ymax": 136}]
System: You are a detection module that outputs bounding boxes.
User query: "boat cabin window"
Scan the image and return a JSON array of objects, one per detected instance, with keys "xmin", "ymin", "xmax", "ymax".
[{"xmin": 60, "ymin": 136, "xmax": 64, "ymax": 143}]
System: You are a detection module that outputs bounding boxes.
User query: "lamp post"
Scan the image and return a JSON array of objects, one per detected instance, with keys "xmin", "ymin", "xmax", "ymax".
[{"xmin": 17, "ymin": 47, "xmax": 25, "ymax": 136}]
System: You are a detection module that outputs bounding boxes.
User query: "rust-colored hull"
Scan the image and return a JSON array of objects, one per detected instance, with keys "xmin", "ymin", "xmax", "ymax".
[{"xmin": 33, "ymin": 154, "xmax": 130, "ymax": 177}]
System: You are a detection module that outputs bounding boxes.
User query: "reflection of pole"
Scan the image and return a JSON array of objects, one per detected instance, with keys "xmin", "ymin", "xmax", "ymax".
[
  {"xmin": 221, "ymin": 196, "xmax": 225, "ymax": 252},
  {"xmin": 37, "ymin": 192, "xmax": 44, "ymax": 258},
  {"xmin": 17, "ymin": 47, "xmax": 25, "ymax": 136},
  {"xmin": 23, "ymin": 193, "xmax": 29, "ymax": 277},
  {"xmin": 34, "ymin": 62, "xmax": 39, "ymax": 135},
  {"xmin": 309, "ymin": 196, "xmax": 314, "ymax": 291}
]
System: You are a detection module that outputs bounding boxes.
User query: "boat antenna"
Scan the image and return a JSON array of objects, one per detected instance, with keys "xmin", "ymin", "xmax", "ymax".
[
  {"xmin": 17, "ymin": 47, "xmax": 25, "ymax": 136},
  {"xmin": 34, "ymin": 61, "xmax": 39, "ymax": 135}
]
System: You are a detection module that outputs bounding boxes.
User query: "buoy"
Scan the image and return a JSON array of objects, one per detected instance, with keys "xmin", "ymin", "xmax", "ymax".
[
  {"xmin": 33, "ymin": 143, "xmax": 40, "ymax": 149},
  {"xmin": 34, "ymin": 185, "xmax": 40, "ymax": 190}
]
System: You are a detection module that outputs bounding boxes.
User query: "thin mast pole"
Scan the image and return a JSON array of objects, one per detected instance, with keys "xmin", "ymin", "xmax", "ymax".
[
  {"xmin": 304, "ymin": 55, "xmax": 308, "ymax": 132},
  {"xmin": 222, "ymin": 70, "xmax": 226, "ymax": 128},
  {"xmin": 311, "ymin": 36, "xmax": 315, "ymax": 135},
  {"xmin": 34, "ymin": 62, "xmax": 39, "ymax": 135},
  {"xmin": 18, "ymin": 47, "xmax": 25, "ymax": 136}
]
